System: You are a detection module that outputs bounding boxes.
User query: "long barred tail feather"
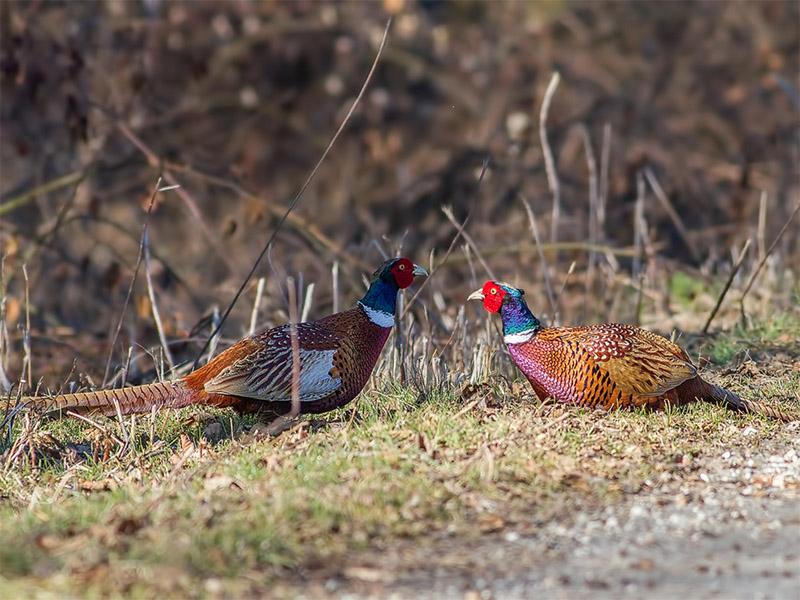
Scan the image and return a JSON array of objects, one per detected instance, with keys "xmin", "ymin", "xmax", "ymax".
[
  {"xmin": 707, "ymin": 383, "xmax": 798, "ymax": 422},
  {"xmin": 3, "ymin": 381, "xmax": 198, "ymax": 421}
]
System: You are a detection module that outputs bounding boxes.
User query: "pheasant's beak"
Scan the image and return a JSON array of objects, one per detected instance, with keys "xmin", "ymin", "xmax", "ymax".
[
  {"xmin": 412, "ymin": 264, "xmax": 428, "ymax": 277},
  {"xmin": 467, "ymin": 289, "xmax": 485, "ymax": 302}
]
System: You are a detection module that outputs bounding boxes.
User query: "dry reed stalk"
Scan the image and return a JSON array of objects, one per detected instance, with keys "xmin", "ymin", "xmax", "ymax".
[
  {"xmin": 757, "ymin": 191, "xmax": 767, "ymax": 264},
  {"xmin": 102, "ymin": 179, "xmax": 161, "ymax": 386},
  {"xmin": 441, "ymin": 206, "xmax": 496, "ymax": 280},
  {"xmin": 143, "ymin": 230, "xmax": 174, "ymax": 371},
  {"xmin": 121, "ymin": 346, "xmax": 133, "ymax": 387},
  {"xmin": 520, "ymin": 195, "xmax": 556, "ymax": 318},
  {"xmin": 539, "ymin": 71, "xmax": 562, "ymax": 245},
  {"xmin": 703, "ymin": 239, "xmax": 752, "ymax": 334},
  {"xmin": 633, "ymin": 171, "xmax": 646, "ymax": 326},
  {"xmin": 301, "ymin": 283, "xmax": 315, "ymax": 323},
  {"xmin": 332, "ymin": 262, "xmax": 340, "ymax": 315},
  {"xmin": 554, "ymin": 261, "xmax": 576, "ymax": 324},
  {"xmin": 22, "ymin": 265, "xmax": 31, "ymax": 393},
  {"xmin": 580, "ymin": 125, "xmax": 599, "ymax": 321},
  {"xmin": 0, "ymin": 258, "xmax": 11, "ymax": 393},
  {"xmin": 249, "ymin": 277, "xmax": 266, "ymax": 337},
  {"xmin": 287, "ymin": 276, "xmax": 301, "ymax": 419},
  {"xmin": 740, "ymin": 201, "xmax": 800, "ymax": 320}
]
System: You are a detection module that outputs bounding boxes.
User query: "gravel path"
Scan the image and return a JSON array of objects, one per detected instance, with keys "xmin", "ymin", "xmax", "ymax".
[{"xmin": 293, "ymin": 428, "xmax": 800, "ymax": 600}]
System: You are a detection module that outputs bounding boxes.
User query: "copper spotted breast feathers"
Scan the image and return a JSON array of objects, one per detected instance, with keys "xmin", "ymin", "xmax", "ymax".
[
  {"xmin": 468, "ymin": 281, "xmax": 795, "ymax": 420},
  {"xmin": 6, "ymin": 258, "xmax": 427, "ymax": 421}
]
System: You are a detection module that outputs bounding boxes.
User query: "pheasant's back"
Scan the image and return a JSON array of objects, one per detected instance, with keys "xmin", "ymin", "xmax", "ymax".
[{"xmin": 507, "ymin": 323, "xmax": 697, "ymax": 409}]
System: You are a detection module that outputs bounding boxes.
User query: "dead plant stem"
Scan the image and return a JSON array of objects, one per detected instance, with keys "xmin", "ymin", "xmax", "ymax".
[{"xmin": 539, "ymin": 71, "xmax": 562, "ymax": 244}]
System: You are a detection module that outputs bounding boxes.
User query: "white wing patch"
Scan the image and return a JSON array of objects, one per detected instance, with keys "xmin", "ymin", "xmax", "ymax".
[
  {"xmin": 204, "ymin": 348, "xmax": 342, "ymax": 403},
  {"xmin": 290, "ymin": 349, "xmax": 342, "ymax": 401}
]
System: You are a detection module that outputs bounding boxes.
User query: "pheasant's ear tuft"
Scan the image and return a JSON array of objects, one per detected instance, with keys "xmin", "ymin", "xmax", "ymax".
[{"xmin": 518, "ymin": 288, "xmax": 525, "ymax": 296}]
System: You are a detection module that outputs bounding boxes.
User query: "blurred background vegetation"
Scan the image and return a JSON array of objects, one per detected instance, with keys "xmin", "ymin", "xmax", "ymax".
[{"xmin": 1, "ymin": 0, "xmax": 798, "ymax": 389}]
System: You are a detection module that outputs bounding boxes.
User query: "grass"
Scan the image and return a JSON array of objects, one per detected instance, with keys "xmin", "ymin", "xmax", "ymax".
[
  {"xmin": 1, "ymin": 321, "xmax": 798, "ymax": 597},
  {"xmin": 702, "ymin": 312, "xmax": 800, "ymax": 364}
]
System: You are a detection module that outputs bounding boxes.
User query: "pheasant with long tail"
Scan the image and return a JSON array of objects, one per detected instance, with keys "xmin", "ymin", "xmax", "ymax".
[
  {"xmin": 5, "ymin": 258, "xmax": 426, "ymax": 421},
  {"xmin": 468, "ymin": 281, "xmax": 795, "ymax": 420}
]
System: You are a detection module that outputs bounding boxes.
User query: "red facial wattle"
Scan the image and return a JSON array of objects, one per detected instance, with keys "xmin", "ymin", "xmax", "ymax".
[
  {"xmin": 482, "ymin": 281, "xmax": 506, "ymax": 313},
  {"xmin": 391, "ymin": 258, "xmax": 415, "ymax": 289}
]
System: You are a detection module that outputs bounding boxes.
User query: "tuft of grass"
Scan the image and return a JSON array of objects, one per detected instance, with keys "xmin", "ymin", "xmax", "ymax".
[
  {"xmin": 669, "ymin": 271, "xmax": 712, "ymax": 308},
  {"xmin": 701, "ymin": 312, "xmax": 800, "ymax": 364}
]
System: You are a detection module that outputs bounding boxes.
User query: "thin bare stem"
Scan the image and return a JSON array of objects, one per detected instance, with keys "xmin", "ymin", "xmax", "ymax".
[
  {"xmin": 633, "ymin": 172, "xmax": 646, "ymax": 326},
  {"xmin": 332, "ymin": 262, "xmax": 340, "ymax": 315},
  {"xmin": 301, "ymin": 283, "xmax": 315, "ymax": 323},
  {"xmin": 520, "ymin": 195, "xmax": 556, "ymax": 318},
  {"xmin": 580, "ymin": 125, "xmax": 599, "ymax": 321},
  {"xmin": 102, "ymin": 178, "xmax": 161, "ymax": 386},
  {"xmin": 120, "ymin": 346, "xmax": 133, "ymax": 388},
  {"xmin": 441, "ymin": 207, "xmax": 496, "ymax": 281},
  {"xmin": 553, "ymin": 261, "xmax": 576, "ymax": 324},
  {"xmin": 599, "ymin": 123, "xmax": 611, "ymax": 233},
  {"xmin": 596, "ymin": 124, "xmax": 620, "ymax": 321},
  {"xmin": 539, "ymin": 71, "xmax": 562, "ymax": 244},
  {"xmin": 287, "ymin": 277, "xmax": 301, "ymax": 418},
  {"xmin": 111, "ymin": 396, "xmax": 130, "ymax": 452},
  {"xmin": 22, "ymin": 265, "xmax": 31, "ymax": 393},
  {"xmin": 633, "ymin": 171, "xmax": 646, "ymax": 281},
  {"xmin": 193, "ymin": 17, "xmax": 394, "ymax": 368},
  {"xmin": 757, "ymin": 191, "xmax": 767, "ymax": 264},
  {"xmin": 114, "ymin": 123, "xmax": 240, "ymax": 276},
  {"xmin": 703, "ymin": 239, "xmax": 751, "ymax": 334},
  {"xmin": 0, "ymin": 257, "xmax": 11, "ymax": 392},
  {"xmin": 248, "ymin": 277, "xmax": 266, "ymax": 336},
  {"xmin": 644, "ymin": 167, "xmax": 701, "ymax": 264},
  {"xmin": 143, "ymin": 230, "xmax": 174, "ymax": 371},
  {"xmin": 401, "ymin": 159, "xmax": 490, "ymax": 318},
  {"xmin": 0, "ymin": 168, "xmax": 89, "ymax": 217},
  {"xmin": 740, "ymin": 201, "xmax": 800, "ymax": 320}
]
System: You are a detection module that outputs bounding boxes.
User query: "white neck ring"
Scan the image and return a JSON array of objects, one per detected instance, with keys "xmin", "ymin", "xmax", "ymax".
[
  {"xmin": 358, "ymin": 302, "xmax": 395, "ymax": 328},
  {"xmin": 504, "ymin": 329, "xmax": 535, "ymax": 344}
]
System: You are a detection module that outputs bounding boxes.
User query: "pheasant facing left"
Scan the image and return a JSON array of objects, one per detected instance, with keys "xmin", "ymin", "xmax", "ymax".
[
  {"xmin": 5, "ymin": 258, "xmax": 426, "ymax": 420},
  {"xmin": 469, "ymin": 280, "xmax": 795, "ymax": 421}
]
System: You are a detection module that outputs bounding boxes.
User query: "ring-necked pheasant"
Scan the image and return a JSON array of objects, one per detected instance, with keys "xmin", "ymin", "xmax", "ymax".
[
  {"xmin": 468, "ymin": 280, "xmax": 795, "ymax": 420},
  {"xmin": 5, "ymin": 258, "xmax": 426, "ymax": 421}
]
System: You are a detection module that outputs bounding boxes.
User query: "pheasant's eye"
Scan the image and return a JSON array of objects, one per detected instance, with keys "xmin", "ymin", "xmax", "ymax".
[
  {"xmin": 490, "ymin": 288, "xmax": 497, "ymax": 295},
  {"xmin": 398, "ymin": 263, "xmax": 405, "ymax": 270}
]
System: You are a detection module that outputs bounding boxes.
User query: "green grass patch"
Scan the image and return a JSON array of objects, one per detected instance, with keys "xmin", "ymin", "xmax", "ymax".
[{"xmin": 1, "ymin": 325, "xmax": 798, "ymax": 597}]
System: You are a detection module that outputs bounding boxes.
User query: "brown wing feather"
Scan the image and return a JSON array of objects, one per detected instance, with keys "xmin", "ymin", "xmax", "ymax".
[
  {"xmin": 577, "ymin": 324, "xmax": 697, "ymax": 397},
  {"xmin": 204, "ymin": 314, "xmax": 348, "ymax": 402}
]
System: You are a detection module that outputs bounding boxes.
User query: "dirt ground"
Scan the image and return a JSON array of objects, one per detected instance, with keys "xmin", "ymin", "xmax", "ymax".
[{"xmin": 273, "ymin": 428, "xmax": 800, "ymax": 600}]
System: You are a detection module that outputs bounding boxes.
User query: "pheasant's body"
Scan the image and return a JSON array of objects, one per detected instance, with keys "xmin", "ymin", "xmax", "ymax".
[
  {"xmin": 6, "ymin": 259, "xmax": 426, "ymax": 421},
  {"xmin": 470, "ymin": 281, "xmax": 794, "ymax": 420},
  {"xmin": 508, "ymin": 323, "xmax": 708, "ymax": 411},
  {"xmin": 185, "ymin": 304, "xmax": 392, "ymax": 415}
]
